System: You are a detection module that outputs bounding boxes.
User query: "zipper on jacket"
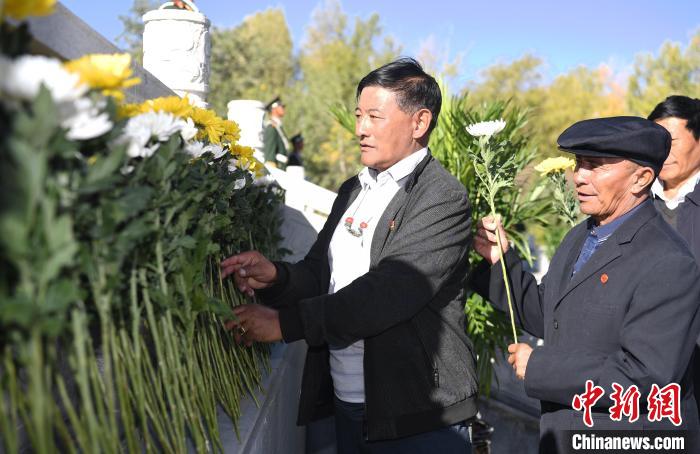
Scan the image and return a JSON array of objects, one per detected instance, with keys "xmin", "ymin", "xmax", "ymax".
[{"xmin": 411, "ymin": 320, "xmax": 439, "ymax": 388}]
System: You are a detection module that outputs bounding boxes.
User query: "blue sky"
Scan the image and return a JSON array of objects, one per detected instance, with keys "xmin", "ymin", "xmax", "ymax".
[{"xmin": 62, "ymin": 0, "xmax": 700, "ymax": 87}]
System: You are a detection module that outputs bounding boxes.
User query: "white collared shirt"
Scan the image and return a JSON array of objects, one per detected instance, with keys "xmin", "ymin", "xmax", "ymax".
[
  {"xmin": 326, "ymin": 147, "xmax": 428, "ymax": 403},
  {"xmin": 651, "ymin": 171, "xmax": 700, "ymax": 209}
]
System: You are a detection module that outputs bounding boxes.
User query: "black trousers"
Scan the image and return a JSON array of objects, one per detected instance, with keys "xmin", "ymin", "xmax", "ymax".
[{"xmin": 333, "ymin": 397, "xmax": 472, "ymax": 454}]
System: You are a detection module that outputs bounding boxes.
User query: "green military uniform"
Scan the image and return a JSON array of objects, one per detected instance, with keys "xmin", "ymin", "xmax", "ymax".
[{"xmin": 262, "ymin": 119, "xmax": 289, "ymax": 168}]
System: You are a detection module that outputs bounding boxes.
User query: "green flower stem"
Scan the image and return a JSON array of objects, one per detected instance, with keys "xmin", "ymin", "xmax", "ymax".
[
  {"xmin": 473, "ymin": 136, "xmax": 518, "ymax": 344},
  {"xmin": 488, "ymin": 205, "xmax": 518, "ymax": 346},
  {"xmin": 0, "ymin": 350, "xmax": 20, "ymax": 453},
  {"xmin": 72, "ymin": 312, "xmax": 100, "ymax": 454}
]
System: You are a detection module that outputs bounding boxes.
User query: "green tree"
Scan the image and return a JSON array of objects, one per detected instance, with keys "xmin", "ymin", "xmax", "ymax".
[
  {"xmin": 116, "ymin": 0, "xmax": 158, "ymax": 64},
  {"xmin": 538, "ymin": 65, "xmax": 625, "ymax": 153},
  {"xmin": 468, "ymin": 55, "xmax": 625, "ymax": 156},
  {"xmin": 288, "ymin": 0, "xmax": 400, "ymax": 189},
  {"xmin": 467, "ymin": 54, "xmax": 545, "ymax": 109},
  {"xmin": 627, "ymin": 29, "xmax": 700, "ymax": 116},
  {"xmin": 208, "ymin": 8, "xmax": 294, "ymax": 116}
]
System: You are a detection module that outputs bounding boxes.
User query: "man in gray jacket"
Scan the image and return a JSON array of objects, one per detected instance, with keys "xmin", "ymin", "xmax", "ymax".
[
  {"xmin": 221, "ymin": 58, "xmax": 476, "ymax": 453},
  {"xmin": 473, "ymin": 117, "xmax": 700, "ymax": 453}
]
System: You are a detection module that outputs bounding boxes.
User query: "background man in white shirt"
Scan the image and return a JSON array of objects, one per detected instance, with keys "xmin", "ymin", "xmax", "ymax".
[{"xmin": 648, "ymin": 95, "xmax": 700, "ymax": 421}]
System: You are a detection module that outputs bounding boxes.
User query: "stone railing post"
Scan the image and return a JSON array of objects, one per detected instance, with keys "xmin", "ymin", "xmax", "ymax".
[
  {"xmin": 142, "ymin": 1, "xmax": 211, "ymax": 107},
  {"xmin": 227, "ymin": 99, "xmax": 266, "ymax": 161}
]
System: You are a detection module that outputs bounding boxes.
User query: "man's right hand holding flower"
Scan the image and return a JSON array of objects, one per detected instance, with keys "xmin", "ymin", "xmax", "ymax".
[
  {"xmin": 473, "ymin": 215, "xmax": 510, "ymax": 265},
  {"xmin": 220, "ymin": 251, "xmax": 277, "ymax": 296}
]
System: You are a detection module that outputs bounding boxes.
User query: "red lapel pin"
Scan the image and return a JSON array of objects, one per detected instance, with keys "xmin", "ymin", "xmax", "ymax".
[{"xmin": 600, "ymin": 273, "xmax": 608, "ymax": 284}]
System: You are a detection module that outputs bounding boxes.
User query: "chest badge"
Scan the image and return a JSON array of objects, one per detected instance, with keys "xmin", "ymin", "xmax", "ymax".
[{"xmin": 600, "ymin": 273, "xmax": 609, "ymax": 284}]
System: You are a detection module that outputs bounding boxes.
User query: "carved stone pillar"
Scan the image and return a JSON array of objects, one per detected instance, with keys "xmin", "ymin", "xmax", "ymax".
[{"xmin": 142, "ymin": 1, "xmax": 210, "ymax": 107}]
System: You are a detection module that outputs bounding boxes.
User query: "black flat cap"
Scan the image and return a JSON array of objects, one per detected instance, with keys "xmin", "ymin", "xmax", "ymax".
[
  {"xmin": 557, "ymin": 116, "xmax": 671, "ymax": 174},
  {"xmin": 265, "ymin": 96, "xmax": 283, "ymax": 111},
  {"xmin": 290, "ymin": 133, "xmax": 303, "ymax": 144}
]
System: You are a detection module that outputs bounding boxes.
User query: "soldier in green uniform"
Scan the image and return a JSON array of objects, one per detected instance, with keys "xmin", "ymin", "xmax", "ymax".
[{"xmin": 262, "ymin": 96, "xmax": 290, "ymax": 168}]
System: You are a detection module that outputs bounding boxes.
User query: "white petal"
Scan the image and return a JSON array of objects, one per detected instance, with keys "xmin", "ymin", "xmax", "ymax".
[
  {"xmin": 185, "ymin": 141, "xmax": 206, "ymax": 158},
  {"xmin": 180, "ymin": 117, "xmax": 198, "ymax": 142},
  {"xmin": 2, "ymin": 55, "xmax": 87, "ymax": 103},
  {"xmin": 233, "ymin": 178, "xmax": 246, "ymax": 190},
  {"xmin": 466, "ymin": 119, "xmax": 506, "ymax": 137},
  {"xmin": 62, "ymin": 97, "xmax": 113, "ymax": 140}
]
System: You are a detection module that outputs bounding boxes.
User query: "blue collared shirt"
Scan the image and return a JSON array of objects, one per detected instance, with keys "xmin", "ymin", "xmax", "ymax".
[{"xmin": 572, "ymin": 199, "xmax": 650, "ymax": 276}]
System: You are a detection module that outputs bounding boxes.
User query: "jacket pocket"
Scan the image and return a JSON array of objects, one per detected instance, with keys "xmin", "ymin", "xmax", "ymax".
[{"xmin": 411, "ymin": 319, "xmax": 439, "ymax": 388}]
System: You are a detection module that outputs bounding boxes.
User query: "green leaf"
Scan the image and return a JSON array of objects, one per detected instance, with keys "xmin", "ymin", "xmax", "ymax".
[{"xmin": 85, "ymin": 147, "xmax": 126, "ymax": 185}]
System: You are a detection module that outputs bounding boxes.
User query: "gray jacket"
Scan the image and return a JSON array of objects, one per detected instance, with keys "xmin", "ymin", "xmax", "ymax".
[{"xmin": 259, "ymin": 151, "xmax": 478, "ymax": 440}]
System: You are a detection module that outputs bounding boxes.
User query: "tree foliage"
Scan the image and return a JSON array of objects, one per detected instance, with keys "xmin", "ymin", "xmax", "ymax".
[
  {"xmin": 116, "ymin": 0, "xmax": 158, "ymax": 64},
  {"xmin": 285, "ymin": 0, "xmax": 400, "ymax": 189},
  {"xmin": 468, "ymin": 55, "xmax": 627, "ymax": 156},
  {"xmin": 627, "ymin": 29, "xmax": 700, "ymax": 116},
  {"xmin": 208, "ymin": 8, "xmax": 294, "ymax": 116}
]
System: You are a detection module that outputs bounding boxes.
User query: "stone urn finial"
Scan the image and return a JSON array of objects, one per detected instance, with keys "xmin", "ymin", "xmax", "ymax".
[{"xmin": 142, "ymin": 1, "xmax": 211, "ymax": 107}]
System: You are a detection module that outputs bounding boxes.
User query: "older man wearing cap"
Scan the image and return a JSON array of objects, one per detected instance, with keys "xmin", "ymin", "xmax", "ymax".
[
  {"xmin": 472, "ymin": 116, "xmax": 700, "ymax": 453},
  {"xmin": 262, "ymin": 96, "xmax": 290, "ymax": 168}
]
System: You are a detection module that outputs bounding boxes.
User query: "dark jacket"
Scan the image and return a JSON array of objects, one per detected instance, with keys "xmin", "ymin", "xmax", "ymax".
[
  {"xmin": 287, "ymin": 151, "xmax": 303, "ymax": 167},
  {"xmin": 472, "ymin": 200, "xmax": 700, "ymax": 453},
  {"xmin": 672, "ymin": 184, "xmax": 700, "ymax": 259},
  {"xmin": 655, "ymin": 183, "xmax": 700, "ymax": 424},
  {"xmin": 259, "ymin": 152, "xmax": 478, "ymax": 441}
]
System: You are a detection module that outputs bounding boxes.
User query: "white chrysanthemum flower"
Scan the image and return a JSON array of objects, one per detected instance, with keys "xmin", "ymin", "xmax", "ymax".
[
  {"xmin": 180, "ymin": 117, "xmax": 198, "ymax": 142},
  {"xmin": 233, "ymin": 178, "xmax": 246, "ymax": 190},
  {"xmin": 61, "ymin": 97, "xmax": 113, "ymax": 140},
  {"xmin": 118, "ymin": 111, "xmax": 188, "ymax": 158},
  {"xmin": 2, "ymin": 55, "xmax": 87, "ymax": 103},
  {"xmin": 229, "ymin": 158, "xmax": 259, "ymax": 181},
  {"xmin": 466, "ymin": 119, "xmax": 506, "ymax": 138},
  {"xmin": 203, "ymin": 143, "xmax": 227, "ymax": 159},
  {"xmin": 184, "ymin": 140, "xmax": 206, "ymax": 158},
  {"xmin": 140, "ymin": 111, "xmax": 187, "ymax": 142}
]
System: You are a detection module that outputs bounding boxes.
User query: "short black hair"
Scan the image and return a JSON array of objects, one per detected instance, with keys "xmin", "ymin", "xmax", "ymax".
[
  {"xmin": 356, "ymin": 57, "xmax": 441, "ymax": 135},
  {"xmin": 648, "ymin": 95, "xmax": 700, "ymax": 140}
]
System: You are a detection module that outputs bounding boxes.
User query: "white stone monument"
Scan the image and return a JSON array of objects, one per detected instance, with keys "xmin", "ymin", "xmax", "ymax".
[
  {"xmin": 227, "ymin": 99, "xmax": 266, "ymax": 162},
  {"xmin": 142, "ymin": 1, "xmax": 211, "ymax": 107}
]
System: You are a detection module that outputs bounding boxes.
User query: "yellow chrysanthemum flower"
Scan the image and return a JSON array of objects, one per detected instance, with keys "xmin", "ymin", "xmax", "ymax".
[
  {"xmin": 229, "ymin": 143, "xmax": 254, "ymax": 159},
  {"xmin": 236, "ymin": 156, "xmax": 265, "ymax": 177},
  {"xmin": 248, "ymin": 159, "xmax": 266, "ymax": 177},
  {"xmin": 221, "ymin": 119, "xmax": 241, "ymax": 144},
  {"xmin": 141, "ymin": 95, "xmax": 194, "ymax": 118},
  {"xmin": 534, "ymin": 156, "xmax": 575, "ymax": 176},
  {"xmin": 3, "ymin": 0, "xmax": 56, "ymax": 20},
  {"xmin": 189, "ymin": 107, "xmax": 225, "ymax": 144},
  {"xmin": 64, "ymin": 53, "xmax": 140, "ymax": 102},
  {"xmin": 117, "ymin": 102, "xmax": 142, "ymax": 119}
]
